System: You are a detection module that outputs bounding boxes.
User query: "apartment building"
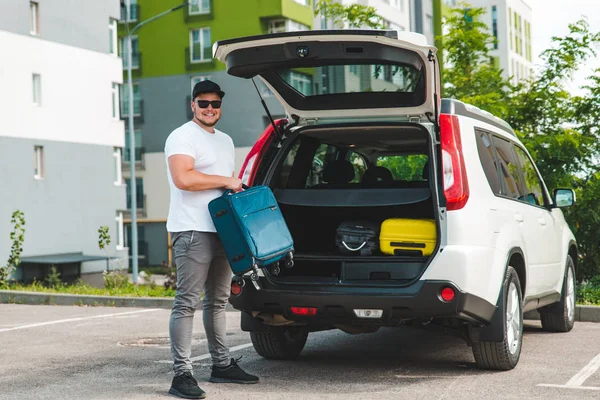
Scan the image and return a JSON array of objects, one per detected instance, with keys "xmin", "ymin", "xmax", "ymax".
[
  {"xmin": 118, "ymin": 0, "xmax": 313, "ymax": 268},
  {"xmin": 438, "ymin": 0, "xmax": 533, "ymax": 84},
  {"xmin": 0, "ymin": 1, "xmax": 127, "ymax": 285}
]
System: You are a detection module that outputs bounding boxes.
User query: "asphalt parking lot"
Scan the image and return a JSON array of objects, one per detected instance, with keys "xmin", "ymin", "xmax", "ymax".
[{"xmin": 1, "ymin": 304, "xmax": 599, "ymax": 400}]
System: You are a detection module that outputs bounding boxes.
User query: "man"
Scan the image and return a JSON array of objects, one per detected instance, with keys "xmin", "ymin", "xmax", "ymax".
[{"xmin": 164, "ymin": 80, "xmax": 258, "ymax": 399}]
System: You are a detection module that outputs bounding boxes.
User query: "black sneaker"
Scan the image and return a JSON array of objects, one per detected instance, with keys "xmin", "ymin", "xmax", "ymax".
[
  {"xmin": 169, "ymin": 372, "xmax": 206, "ymax": 399},
  {"xmin": 209, "ymin": 357, "xmax": 259, "ymax": 384}
]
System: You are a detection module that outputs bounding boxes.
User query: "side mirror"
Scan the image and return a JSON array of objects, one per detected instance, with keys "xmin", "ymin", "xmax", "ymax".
[{"xmin": 553, "ymin": 189, "xmax": 575, "ymax": 208}]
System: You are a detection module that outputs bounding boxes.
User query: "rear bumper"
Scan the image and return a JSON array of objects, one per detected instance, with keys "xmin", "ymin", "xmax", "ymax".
[{"xmin": 229, "ymin": 278, "xmax": 496, "ymax": 327}]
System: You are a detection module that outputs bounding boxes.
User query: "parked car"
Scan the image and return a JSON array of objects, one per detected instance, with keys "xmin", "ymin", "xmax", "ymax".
[{"xmin": 213, "ymin": 29, "xmax": 578, "ymax": 370}]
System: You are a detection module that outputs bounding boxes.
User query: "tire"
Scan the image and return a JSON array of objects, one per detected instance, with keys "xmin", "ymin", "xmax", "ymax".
[
  {"xmin": 472, "ymin": 266, "xmax": 523, "ymax": 371},
  {"xmin": 250, "ymin": 327, "xmax": 308, "ymax": 360},
  {"xmin": 540, "ymin": 255, "xmax": 576, "ymax": 333}
]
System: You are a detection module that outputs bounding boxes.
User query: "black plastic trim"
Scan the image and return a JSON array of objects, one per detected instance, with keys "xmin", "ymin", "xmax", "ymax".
[
  {"xmin": 469, "ymin": 247, "xmax": 524, "ymax": 342},
  {"xmin": 231, "ymin": 279, "xmax": 496, "ymax": 330}
]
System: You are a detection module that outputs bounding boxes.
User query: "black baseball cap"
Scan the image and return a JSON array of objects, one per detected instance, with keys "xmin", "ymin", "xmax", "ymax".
[{"xmin": 192, "ymin": 80, "xmax": 225, "ymax": 99}]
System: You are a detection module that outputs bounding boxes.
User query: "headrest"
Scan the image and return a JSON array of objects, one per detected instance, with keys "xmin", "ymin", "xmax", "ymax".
[
  {"xmin": 323, "ymin": 159, "xmax": 355, "ymax": 184},
  {"xmin": 362, "ymin": 166, "xmax": 393, "ymax": 184}
]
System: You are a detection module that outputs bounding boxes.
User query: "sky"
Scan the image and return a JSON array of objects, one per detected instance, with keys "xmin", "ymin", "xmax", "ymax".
[{"xmin": 528, "ymin": 0, "xmax": 600, "ymax": 95}]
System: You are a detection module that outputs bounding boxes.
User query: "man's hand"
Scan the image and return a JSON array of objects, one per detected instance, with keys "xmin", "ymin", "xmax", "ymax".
[{"xmin": 225, "ymin": 177, "xmax": 243, "ymax": 191}]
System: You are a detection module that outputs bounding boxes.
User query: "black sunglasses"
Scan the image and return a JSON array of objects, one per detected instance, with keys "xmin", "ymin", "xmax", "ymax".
[{"xmin": 196, "ymin": 100, "xmax": 222, "ymax": 109}]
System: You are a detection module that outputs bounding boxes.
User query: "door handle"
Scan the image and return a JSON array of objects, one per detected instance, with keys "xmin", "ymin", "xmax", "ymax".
[
  {"xmin": 538, "ymin": 217, "xmax": 547, "ymax": 226},
  {"xmin": 515, "ymin": 213, "xmax": 524, "ymax": 223}
]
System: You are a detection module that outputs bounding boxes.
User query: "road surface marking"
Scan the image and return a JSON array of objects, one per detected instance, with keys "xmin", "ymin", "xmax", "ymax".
[
  {"xmin": 0, "ymin": 309, "xmax": 161, "ymax": 333},
  {"xmin": 156, "ymin": 343, "xmax": 253, "ymax": 364},
  {"xmin": 537, "ymin": 351, "xmax": 600, "ymax": 391}
]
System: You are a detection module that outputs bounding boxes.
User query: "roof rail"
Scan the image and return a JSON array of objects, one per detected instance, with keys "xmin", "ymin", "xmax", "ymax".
[{"xmin": 440, "ymin": 98, "xmax": 516, "ymax": 137}]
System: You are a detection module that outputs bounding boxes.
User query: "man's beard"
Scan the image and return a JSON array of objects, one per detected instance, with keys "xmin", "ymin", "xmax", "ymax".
[{"xmin": 195, "ymin": 112, "xmax": 219, "ymax": 127}]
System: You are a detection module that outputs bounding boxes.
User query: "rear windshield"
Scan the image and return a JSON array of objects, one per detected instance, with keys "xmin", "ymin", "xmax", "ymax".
[{"xmin": 276, "ymin": 64, "xmax": 422, "ymax": 97}]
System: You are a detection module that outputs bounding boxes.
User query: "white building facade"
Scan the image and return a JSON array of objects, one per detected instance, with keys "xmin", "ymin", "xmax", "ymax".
[{"xmin": 0, "ymin": 0, "xmax": 127, "ymax": 285}]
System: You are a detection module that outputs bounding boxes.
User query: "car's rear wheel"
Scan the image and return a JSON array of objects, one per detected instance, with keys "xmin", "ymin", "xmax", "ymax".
[
  {"xmin": 540, "ymin": 255, "xmax": 576, "ymax": 332},
  {"xmin": 250, "ymin": 327, "xmax": 309, "ymax": 360},
  {"xmin": 472, "ymin": 266, "xmax": 523, "ymax": 371}
]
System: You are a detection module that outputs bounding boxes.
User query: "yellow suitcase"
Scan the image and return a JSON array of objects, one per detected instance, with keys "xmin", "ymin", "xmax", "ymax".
[{"xmin": 379, "ymin": 218, "xmax": 436, "ymax": 256}]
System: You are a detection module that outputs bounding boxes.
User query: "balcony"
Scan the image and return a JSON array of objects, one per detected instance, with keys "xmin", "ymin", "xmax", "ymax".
[
  {"xmin": 122, "ymin": 147, "xmax": 145, "ymax": 171},
  {"xmin": 258, "ymin": 0, "xmax": 313, "ymax": 28},
  {"xmin": 120, "ymin": 99, "xmax": 144, "ymax": 124},
  {"xmin": 120, "ymin": 4, "xmax": 140, "ymax": 22},
  {"xmin": 121, "ymin": 52, "xmax": 141, "ymax": 71}
]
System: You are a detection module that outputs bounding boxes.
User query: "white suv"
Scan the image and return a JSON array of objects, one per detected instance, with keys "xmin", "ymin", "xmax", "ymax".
[{"xmin": 213, "ymin": 29, "xmax": 578, "ymax": 370}]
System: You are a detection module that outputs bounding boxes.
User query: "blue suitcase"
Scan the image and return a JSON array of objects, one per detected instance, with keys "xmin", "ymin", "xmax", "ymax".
[{"xmin": 208, "ymin": 185, "xmax": 294, "ymax": 289}]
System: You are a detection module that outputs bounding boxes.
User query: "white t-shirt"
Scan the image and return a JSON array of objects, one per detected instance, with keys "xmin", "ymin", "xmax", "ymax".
[{"xmin": 164, "ymin": 121, "xmax": 235, "ymax": 233}]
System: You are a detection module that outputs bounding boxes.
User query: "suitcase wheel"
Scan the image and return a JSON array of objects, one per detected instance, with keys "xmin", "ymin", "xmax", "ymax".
[
  {"xmin": 232, "ymin": 276, "xmax": 245, "ymax": 287},
  {"xmin": 285, "ymin": 252, "xmax": 294, "ymax": 268},
  {"xmin": 271, "ymin": 264, "xmax": 281, "ymax": 276}
]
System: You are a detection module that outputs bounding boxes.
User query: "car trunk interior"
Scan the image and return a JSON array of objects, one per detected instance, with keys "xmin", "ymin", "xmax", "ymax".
[{"xmin": 264, "ymin": 124, "xmax": 439, "ymax": 285}]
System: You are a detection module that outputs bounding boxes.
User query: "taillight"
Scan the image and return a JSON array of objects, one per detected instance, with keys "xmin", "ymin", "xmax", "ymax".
[
  {"xmin": 439, "ymin": 114, "xmax": 469, "ymax": 210},
  {"xmin": 238, "ymin": 119, "xmax": 286, "ymax": 186},
  {"xmin": 290, "ymin": 307, "xmax": 317, "ymax": 316}
]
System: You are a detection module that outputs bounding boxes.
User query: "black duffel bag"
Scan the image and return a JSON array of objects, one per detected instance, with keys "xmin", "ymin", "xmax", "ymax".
[{"xmin": 335, "ymin": 221, "xmax": 379, "ymax": 256}]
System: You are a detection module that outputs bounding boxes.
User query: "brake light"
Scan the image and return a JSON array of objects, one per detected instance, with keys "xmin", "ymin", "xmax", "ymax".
[
  {"xmin": 231, "ymin": 282, "xmax": 242, "ymax": 296},
  {"xmin": 440, "ymin": 114, "xmax": 469, "ymax": 210},
  {"xmin": 440, "ymin": 287, "xmax": 455, "ymax": 302},
  {"xmin": 238, "ymin": 119, "xmax": 287, "ymax": 186},
  {"xmin": 290, "ymin": 307, "xmax": 317, "ymax": 316}
]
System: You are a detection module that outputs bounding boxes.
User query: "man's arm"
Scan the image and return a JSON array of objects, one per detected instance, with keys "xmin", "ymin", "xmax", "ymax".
[{"xmin": 168, "ymin": 154, "xmax": 241, "ymax": 191}]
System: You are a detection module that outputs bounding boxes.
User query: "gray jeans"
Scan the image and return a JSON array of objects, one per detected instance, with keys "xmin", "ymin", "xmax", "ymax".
[{"xmin": 169, "ymin": 231, "xmax": 232, "ymax": 375}]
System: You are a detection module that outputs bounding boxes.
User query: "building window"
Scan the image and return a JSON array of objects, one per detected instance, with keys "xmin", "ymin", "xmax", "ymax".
[
  {"xmin": 289, "ymin": 72, "xmax": 311, "ymax": 95},
  {"xmin": 509, "ymin": 8, "xmax": 513, "ymax": 51},
  {"xmin": 34, "ymin": 145, "xmax": 44, "ymax": 179},
  {"xmin": 30, "ymin": 1, "xmax": 39, "ymax": 35},
  {"xmin": 385, "ymin": 0, "xmax": 403, "ymax": 10},
  {"xmin": 123, "ymin": 129, "xmax": 143, "ymax": 162},
  {"xmin": 425, "ymin": 14, "xmax": 433, "ymax": 36},
  {"xmin": 125, "ymin": 178, "xmax": 144, "ymax": 210},
  {"xmin": 491, "ymin": 6, "xmax": 498, "ymax": 49},
  {"xmin": 113, "ymin": 147, "xmax": 123, "ymax": 185},
  {"xmin": 190, "ymin": 75, "xmax": 211, "ymax": 96},
  {"xmin": 190, "ymin": 28, "xmax": 212, "ymax": 62},
  {"xmin": 32, "ymin": 73, "xmax": 41, "ymax": 105},
  {"xmin": 115, "ymin": 212, "xmax": 125, "ymax": 250},
  {"xmin": 120, "ymin": 36, "xmax": 139, "ymax": 69},
  {"xmin": 122, "ymin": 0, "xmax": 138, "ymax": 22},
  {"xmin": 189, "ymin": 0, "xmax": 210, "ymax": 15},
  {"xmin": 109, "ymin": 18, "xmax": 118, "ymax": 56},
  {"xmin": 120, "ymin": 83, "xmax": 141, "ymax": 116},
  {"xmin": 292, "ymin": 0, "xmax": 309, "ymax": 5},
  {"xmin": 268, "ymin": 19, "xmax": 309, "ymax": 34},
  {"xmin": 111, "ymin": 83, "xmax": 120, "ymax": 119}
]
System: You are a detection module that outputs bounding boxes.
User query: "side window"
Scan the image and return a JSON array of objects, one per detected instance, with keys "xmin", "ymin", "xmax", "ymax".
[
  {"xmin": 475, "ymin": 130, "xmax": 501, "ymax": 194},
  {"xmin": 490, "ymin": 136, "xmax": 525, "ymax": 200},
  {"xmin": 513, "ymin": 145, "xmax": 545, "ymax": 206}
]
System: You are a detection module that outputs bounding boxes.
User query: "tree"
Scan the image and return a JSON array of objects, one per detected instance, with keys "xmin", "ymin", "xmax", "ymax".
[
  {"xmin": 314, "ymin": 0, "xmax": 386, "ymax": 29},
  {"xmin": 438, "ymin": 5, "xmax": 513, "ymax": 117},
  {"xmin": 441, "ymin": 4, "xmax": 600, "ymax": 280}
]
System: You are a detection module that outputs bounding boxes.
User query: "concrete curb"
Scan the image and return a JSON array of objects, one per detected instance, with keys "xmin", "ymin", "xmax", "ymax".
[
  {"xmin": 0, "ymin": 290, "xmax": 236, "ymax": 311},
  {"xmin": 1, "ymin": 290, "xmax": 598, "ymax": 319}
]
